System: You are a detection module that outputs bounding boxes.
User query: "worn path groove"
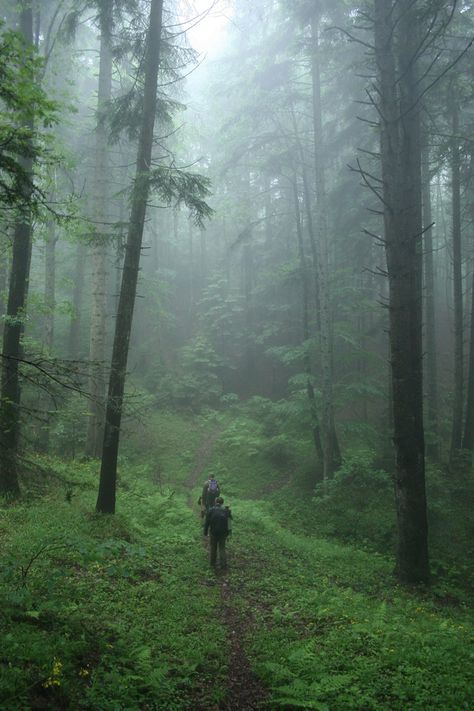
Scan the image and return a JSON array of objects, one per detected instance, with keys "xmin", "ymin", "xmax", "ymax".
[{"xmin": 185, "ymin": 428, "xmax": 269, "ymax": 711}]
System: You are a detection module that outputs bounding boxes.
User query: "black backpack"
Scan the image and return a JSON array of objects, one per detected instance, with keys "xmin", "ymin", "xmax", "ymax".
[{"xmin": 210, "ymin": 506, "xmax": 228, "ymax": 536}]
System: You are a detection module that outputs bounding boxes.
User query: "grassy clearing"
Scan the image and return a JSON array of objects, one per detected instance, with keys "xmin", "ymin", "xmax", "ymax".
[
  {"xmin": 226, "ymin": 502, "xmax": 474, "ymax": 710},
  {"xmin": 1, "ymin": 409, "xmax": 474, "ymax": 710},
  {"xmin": 0, "ymin": 414, "xmax": 225, "ymax": 711},
  {"xmin": 206, "ymin": 411, "xmax": 474, "ymax": 710}
]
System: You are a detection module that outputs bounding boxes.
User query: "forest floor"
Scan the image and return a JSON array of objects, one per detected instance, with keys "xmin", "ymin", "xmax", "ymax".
[
  {"xmin": 1, "ymin": 410, "xmax": 474, "ymax": 710},
  {"xmin": 185, "ymin": 428, "xmax": 269, "ymax": 710}
]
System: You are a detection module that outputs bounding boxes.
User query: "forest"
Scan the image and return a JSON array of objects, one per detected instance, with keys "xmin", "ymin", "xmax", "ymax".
[{"xmin": 1, "ymin": 0, "xmax": 474, "ymax": 708}]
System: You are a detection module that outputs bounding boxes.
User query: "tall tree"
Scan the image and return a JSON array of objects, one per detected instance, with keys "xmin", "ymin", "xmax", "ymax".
[
  {"xmin": 86, "ymin": 0, "xmax": 114, "ymax": 458},
  {"xmin": 96, "ymin": 0, "xmax": 164, "ymax": 513},
  {"xmin": 310, "ymin": 7, "xmax": 341, "ymax": 479},
  {"xmin": 373, "ymin": 0, "xmax": 429, "ymax": 583},
  {"xmin": 0, "ymin": 3, "xmax": 35, "ymax": 497},
  {"xmin": 449, "ymin": 93, "xmax": 464, "ymax": 463},
  {"xmin": 421, "ymin": 146, "xmax": 439, "ymax": 460},
  {"xmin": 293, "ymin": 175, "xmax": 324, "ymax": 464}
]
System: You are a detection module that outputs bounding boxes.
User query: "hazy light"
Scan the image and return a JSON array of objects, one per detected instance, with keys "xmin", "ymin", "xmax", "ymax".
[{"xmin": 183, "ymin": 0, "xmax": 232, "ymax": 57}]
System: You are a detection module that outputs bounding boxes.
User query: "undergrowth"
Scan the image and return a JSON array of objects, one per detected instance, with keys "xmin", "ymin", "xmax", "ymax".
[
  {"xmin": 1, "ymin": 407, "xmax": 474, "ymax": 710},
  {"xmin": 0, "ymin": 414, "xmax": 225, "ymax": 711}
]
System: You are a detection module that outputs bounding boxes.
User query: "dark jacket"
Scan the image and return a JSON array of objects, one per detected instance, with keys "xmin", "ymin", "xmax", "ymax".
[
  {"xmin": 202, "ymin": 479, "xmax": 220, "ymax": 510},
  {"xmin": 204, "ymin": 504, "xmax": 232, "ymax": 538}
]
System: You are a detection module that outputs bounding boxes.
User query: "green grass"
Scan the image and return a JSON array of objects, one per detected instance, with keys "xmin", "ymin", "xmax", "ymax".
[
  {"xmin": 1, "ymin": 410, "xmax": 474, "ymax": 710},
  {"xmin": 228, "ymin": 501, "xmax": 474, "ymax": 710},
  {"xmin": 0, "ymin": 481, "xmax": 227, "ymax": 710}
]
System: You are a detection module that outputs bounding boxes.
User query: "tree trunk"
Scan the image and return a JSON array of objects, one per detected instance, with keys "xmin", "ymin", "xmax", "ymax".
[
  {"xmin": 421, "ymin": 146, "xmax": 439, "ymax": 460},
  {"xmin": 44, "ymin": 220, "xmax": 56, "ymax": 353},
  {"xmin": 96, "ymin": 0, "xmax": 164, "ymax": 514},
  {"xmin": 68, "ymin": 242, "xmax": 86, "ymax": 359},
  {"xmin": 293, "ymin": 177, "xmax": 323, "ymax": 467},
  {"xmin": 462, "ymin": 252, "xmax": 474, "ymax": 452},
  {"xmin": 86, "ymin": 6, "xmax": 113, "ymax": 458},
  {"xmin": 0, "ymin": 232, "xmax": 10, "ymax": 341},
  {"xmin": 310, "ymin": 11, "xmax": 341, "ymax": 480},
  {"xmin": 375, "ymin": 0, "xmax": 429, "ymax": 584},
  {"xmin": 290, "ymin": 105, "xmax": 321, "ymax": 330},
  {"xmin": 0, "ymin": 2, "xmax": 34, "ymax": 497},
  {"xmin": 449, "ymin": 97, "xmax": 464, "ymax": 464},
  {"xmin": 38, "ymin": 215, "xmax": 57, "ymax": 452}
]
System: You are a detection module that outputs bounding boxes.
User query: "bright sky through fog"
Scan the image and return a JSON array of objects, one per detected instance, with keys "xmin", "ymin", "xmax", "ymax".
[{"xmin": 183, "ymin": 0, "xmax": 232, "ymax": 57}]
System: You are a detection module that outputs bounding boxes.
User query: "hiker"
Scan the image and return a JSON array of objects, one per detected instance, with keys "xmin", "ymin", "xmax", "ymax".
[
  {"xmin": 204, "ymin": 496, "xmax": 232, "ymax": 569},
  {"xmin": 200, "ymin": 475, "xmax": 220, "ymax": 514}
]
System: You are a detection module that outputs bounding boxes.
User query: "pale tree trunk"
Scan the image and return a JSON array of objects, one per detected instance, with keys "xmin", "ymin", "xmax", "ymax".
[
  {"xmin": 0, "ymin": 2, "xmax": 34, "ymax": 497},
  {"xmin": 68, "ymin": 242, "xmax": 86, "ymax": 359},
  {"xmin": 86, "ymin": 7, "xmax": 113, "ymax": 458},
  {"xmin": 421, "ymin": 146, "xmax": 439, "ymax": 460},
  {"xmin": 200, "ymin": 228, "xmax": 207, "ymax": 288},
  {"xmin": 293, "ymin": 177, "xmax": 323, "ymax": 467},
  {"xmin": 188, "ymin": 218, "xmax": 194, "ymax": 323},
  {"xmin": 290, "ymin": 105, "xmax": 321, "ymax": 329},
  {"xmin": 462, "ymin": 175, "xmax": 474, "ymax": 454},
  {"xmin": 44, "ymin": 220, "xmax": 57, "ymax": 353},
  {"xmin": 463, "ymin": 251, "xmax": 474, "ymax": 453},
  {"xmin": 375, "ymin": 0, "xmax": 429, "ymax": 584},
  {"xmin": 38, "ymin": 215, "xmax": 57, "ymax": 452},
  {"xmin": 449, "ymin": 97, "xmax": 464, "ymax": 464},
  {"xmin": 96, "ymin": 0, "xmax": 164, "ymax": 514},
  {"xmin": 310, "ymin": 10, "xmax": 341, "ymax": 480}
]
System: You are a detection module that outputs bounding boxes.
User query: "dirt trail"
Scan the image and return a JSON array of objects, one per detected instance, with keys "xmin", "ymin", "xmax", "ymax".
[
  {"xmin": 186, "ymin": 428, "xmax": 222, "ymax": 501},
  {"xmin": 186, "ymin": 429, "xmax": 269, "ymax": 711}
]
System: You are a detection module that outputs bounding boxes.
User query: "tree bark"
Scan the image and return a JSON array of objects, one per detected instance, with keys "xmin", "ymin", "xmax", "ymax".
[
  {"xmin": 86, "ymin": 5, "xmax": 113, "ymax": 458},
  {"xmin": 96, "ymin": 0, "xmax": 164, "ymax": 514},
  {"xmin": 68, "ymin": 242, "xmax": 86, "ymax": 359},
  {"xmin": 462, "ymin": 251, "xmax": 474, "ymax": 452},
  {"xmin": 310, "ymin": 10, "xmax": 341, "ymax": 480},
  {"xmin": 449, "ymin": 97, "xmax": 464, "ymax": 463},
  {"xmin": 293, "ymin": 177, "xmax": 324, "ymax": 467},
  {"xmin": 44, "ymin": 219, "xmax": 57, "ymax": 353},
  {"xmin": 0, "ymin": 3, "xmax": 34, "ymax": 497},
  {"xmin": 38, "ymin": 214, "xmax": 57, "ymax": 452},
  {"xmin": 421, "ymin": 146, "xmax": 439, "ymax": 460},
  {"xmin": 375, "ymin": 0, "xmax": 429, "ymax": 584}
]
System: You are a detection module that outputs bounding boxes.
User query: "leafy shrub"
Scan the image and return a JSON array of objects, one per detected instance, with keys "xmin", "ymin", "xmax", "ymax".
[
  {"xmin": 155, "ymin": 338, "xmax": 223, "ymax": 411},
  {"xmin": 313, "ymin": 449, "xmax": 396, "ymax": 552},
  {"xmin": 261, "ymin": 434, "xmax": 294, "ymax": 469}
]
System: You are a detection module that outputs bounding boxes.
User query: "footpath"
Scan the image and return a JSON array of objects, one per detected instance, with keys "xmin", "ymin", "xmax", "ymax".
[{"xmin": 185, "ymin": 430, "xmax": 269, "ymax": 711}]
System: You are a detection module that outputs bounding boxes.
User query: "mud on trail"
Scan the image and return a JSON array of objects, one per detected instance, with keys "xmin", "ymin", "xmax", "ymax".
[{"xmin": 186, "ymin": 431, "xmax": 269, "ymax": 711}]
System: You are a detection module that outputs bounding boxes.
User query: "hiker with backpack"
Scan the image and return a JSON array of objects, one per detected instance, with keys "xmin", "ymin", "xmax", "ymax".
[
  {"xmin": 204, "ymin": 496, "xmax": 232, "ymax": 570},
  {"xmin": 200, "ymin": 475, "xmax": 220, "ymax": 515}
]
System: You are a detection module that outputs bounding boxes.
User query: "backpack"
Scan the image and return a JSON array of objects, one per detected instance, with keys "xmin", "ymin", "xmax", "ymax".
[
  {"xmin": 210, "ymin": 506, "xmax": 228, "ymax": 536},
  {"xmin": 208, "ymin": 478, "xmax": 219, "ymax": 493}
]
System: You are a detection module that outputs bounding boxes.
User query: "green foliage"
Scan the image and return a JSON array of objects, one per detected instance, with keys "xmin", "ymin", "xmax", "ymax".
[
  {"xmin": 312, "ymin": 449, "xmax": 396, "ymax": 551},
  {"xmin": 2, "ymin": 411, "xmax": 474, "ymax": 710},
  {"xmin": 228, "ymin": 501, "xmax": 474, "ymax": 711},
  {"xmin": 149, "ymin": 165, "xmax": 213, "ymax": 227},
  {"xmin": 49, "ymin": 394, "xmax": 87, "ymax": 458},
  {"xmin": 0, "ymin": 458, "xmax": 225, "ymax": 711},
  {"xmin": 155, "ymin": 337, "xmax": 223, "ymax": 411},
  {"xmin": 0, "ymin": 24, "xmax": 59, "ymax": 211}
]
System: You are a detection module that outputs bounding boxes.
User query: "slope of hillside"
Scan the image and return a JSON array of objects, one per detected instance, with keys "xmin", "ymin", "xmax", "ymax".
[{"xmin": 1, "ymin": 410, "xmax": 473, "ymax": 710}]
